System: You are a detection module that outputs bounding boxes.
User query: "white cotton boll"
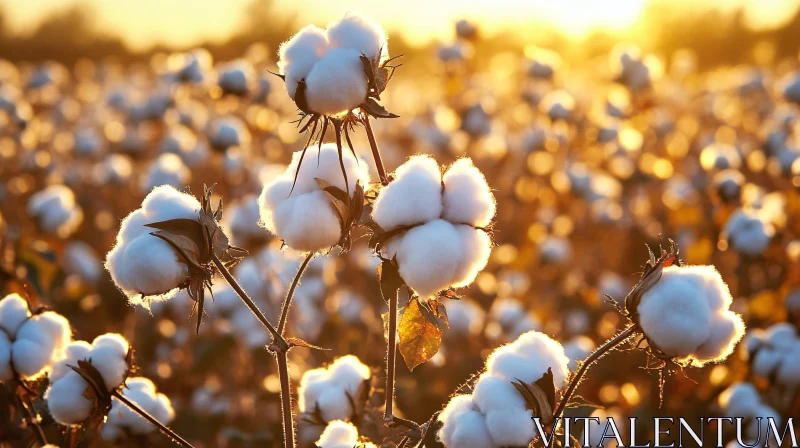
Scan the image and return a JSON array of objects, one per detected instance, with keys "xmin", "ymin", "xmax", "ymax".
[
  {"xmin": 317, "ymin": 387, "xmax": 353, "ymax": 422},
  {"xmin": 298, "ymin": 367, "xmax": 328, "ymax": 412},
  {"xmin": 327, "ymin": 355, "xmax": 371, "ymax": 395},
  {"xmin": 692, "ymin": 265, "xmax": 733, "ymax": 312},
  {"xmin": 719, "ymin": 383, "xmax": 761, "ymax": 415},
  {"xmin": 63, "ymin": 241, "xmax": 103, "ymax": 284},
  {"xmin": 269, "ymin": 190, "xmax": 342, "ymax": 252},
  {"xmin": 86, "ymin": 333, "xmax": 130, "ymax": 390},
  {"xmin": 438, "ymin": 42, "xmax": 474, "ymax": 63},
  {"xmin": 438, "ymin": 395, "xmax": 479, "ymax": 447},
  {"xmin": 449, "ymin": 225, "xmax": 492, "ymax": 290},
  {"xmin": 637, "ymin": 266, "xmax": 713, "ymax": 358},
  {"xmin": 700, "ymin": 143, "xmax": 742, "ymax": 172},
  {"xmin": 746, "ymin": 405, "xmax": 780, "ymax": 442},
  {"xmin": 446, "ymin": 298, "xmax": 485, "ymax": 336},
  {"xmin": 485, "ymin": 408, "xmax": 536, "ymax": 447},
  {"xmin": 445, "ymin": 410, "xmax": 494, "ymax": 448},
  {"xmin": 690, "ymin": 311, "xmax": 745, "ymax": 366},
  {"xmin": 776, "ymin": 349, "xmax": 800, "ymax": 388},
  {"xmin": 0, "ymin": 331, "xmax": 12, "ymax": 381},
  {"xmin": 279, "ymin": 25, "xmax": 329, "ymax": 99},
  {"xmin": 372, "ymin": 155, "xmax": 443, "ymax": 230},
  {"xmin": 209, "ymin": 117, "xmax": 251, "ymax": 151},
  {"xmin": 442, "ymin": 158, "xmax": 495, "ymax": 227},
  {"xmin": 223, "ymin": 195, "xmax": 262, "ymax": 245},
  {"xmin": 472, "ymin": 374, "xmax": 526, "ymax": 412},
  {"xmin": 50, "ymin": 341, "xmax": 91, "ymax": 383},
  {"xmin": 231, "ymin": 306, "xmax": 270, "ymax": 348},
  {"xmin": 217, "ymin": 59, "xmax": 254, "ymax": 96},
  {"xmin": 141, "ymin": 153, "xmax": 190, "ymax": 193},
  {"xmin": 752, "ymin": 349, "xmax": 782, "ymax": 378},
  {"xmin": 298, "ymin": 355, "xmax": 370, "ymax": 422},
  {"xmin": 316, "ymin": 420, "xmax": 374, "ymax": 448},
  {"xmin": 394, "ymin": 219, "xmax": 462, "ymax": 298},
  {"xmin": 724, "ymin": 209, "xmax": 774, "ymax": 256},
  {"xmin": 0, "ymin": 293, "xmax": 32, "ymax": 336},
  {"xmin": 12, "ymin": 311, "xmax": 71, "ymax": 379},
  {"xmin": 73, "ymin": 128, "xmax": 105, "ymax": 158},
  {"xmin": 102, "ymin": 377, "xmax": 174, "ymax": 440},
  {"xmin": 764, "ymin": 323, "xmax": 797, "ymax": 349},
  {"xmin": 510, "ymin": 331, "xmax": 571, "ymax": 387},
  {"xmin": 106, "ymin": 185, "xmax": 200, "ymax": 302},
  {"xmin": 27, "ymin": 185, "xmax": 83, "ymax": 238},
  {"xmin": 45, "ymin": 370, "xmax": 94, "ymax": 425},
  {"xmin": 304, "ymin": 48, "xmax": 368, "ymax": 116},
  {"xmin": 563, "ymin": 336, "xmax": 595, "ymax": 371},
  {"xmin": 326, "ymin": 12, "xmax": 387, "ymax": 61}
]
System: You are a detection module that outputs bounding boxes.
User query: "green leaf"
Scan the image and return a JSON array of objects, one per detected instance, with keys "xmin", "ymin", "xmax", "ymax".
[{"xmin": 398, "ymin": 298, "xmax": 442, "ymax": 371}]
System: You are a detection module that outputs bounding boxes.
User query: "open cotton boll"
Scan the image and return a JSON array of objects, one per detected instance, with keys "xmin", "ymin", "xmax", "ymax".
[
  {"xmin": 209, "ymin": 116, "xmax": 251, "ymax": 152},
  {"xmin": 141, "ymin": 153, "xmax": 190, "ymax": 193},
  {"xmin": 222, "ymin": 195, "xmax": 263, "ymax": 246},
  {"xmin": 700, "ymin": 143, "xmax": 742, "ymax": 172},
  {"xmin": 764, "ymin": 323, "xmax": 797, "ymax": 348},
  {"xmin": 326, "ymin": 12, "xmax": 387, "ymax": 61},
  {"xmin": 45, "ymin": 370, "xmax": 95, "ymax": 425},
  {"xmin": 0, "ymin": 293, "xmax": 32, "ymax": 336},
  {"xmin": 776, "ymin": 349, "xmax": 800, "ymax": 388},
  {"xmin": 718, "ymin": 382, "xmax": 761, "ymax": 417},
  {"xmin": 752, "ymin": 349, "xmax": 782, "ymax": 378},
  {"xmin": 298, "ymin": 355, "xmax": 370, "ymax": 422},
  {"xmin": 538, "ymin": 235, "xmax": 571, "ymax": 265},
  {"xmin": 217, "ymin": 59, "xmax": 255, "ymax": 96},
  {"xmin": 305, "ymin": 48, "xmax": 368, "ymax": 116},
  {"xmin": 101, "ymin": 377, "xmax": 175, "ymax": 441},
  {"xmin": 63, "ymin": 241, "xmax": 103, "ymax": 284},
  {"xmin": 73, "ymin": 128, "xmax": 105, "ymax": 158},
  {"xmin": 11, "ymin": 311, "xmax": 71, "ymax": 379},
  {"xmin": 724, "ymin": 209, "xmax": 774, "ymax": 256},
  {"xmin": 27, "ymin": 185, "xmax": 83, "ymax": 238},
  {"xmin": 316, "ymin": 420, "xmax": 377, "ymax": 448},
  {"xmin": 372, "ymin": 155, "xmax": 443, "ymax": 230},
  {"xmin": 278, "ymin": 25, "xmax": 328, "ymax": 99},
  {"xmin": 392, "ymin": 220, "xmax": 465, "ymax": 298},
  {"xmin": 49, "ymin": 340, "xmax": 91, "ymax": 383},
  {"xmin": 442, "ymin": 158, "xmax": 495, "ymax": 227},
  {"xmin": 258, "ymin": 143, "xmax": 370, "ymax": 252},
  {"xmin": 105, "ymin": 185, "xmax": 201, "ymax": 303},
  {"xmin": 782, "ymin": 73, "xmax": 800, "ymax": 104}
]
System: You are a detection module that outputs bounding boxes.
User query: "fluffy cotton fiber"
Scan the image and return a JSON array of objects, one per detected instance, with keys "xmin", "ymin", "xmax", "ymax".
[
  {"xmin": 141, "ymin": 153, "xmax": 191, "ymax": 193},
  {"xmin": 637, "ymin": 265, "xmax": 745, "ymax": 366},
  {"xmin": 45, "ymin": 333, "xmax": 130, "ymax": 425},
  {"xmin": 278, "ymin": 11, "xmax": 387, "ymax": 115},
  {"xmin": 316, "ymin": 420, "xmax": 376, "ymax": 448},
  {"xmin": 258, "ymin": 143, "xmax": 370, "ymax": 252},
  {"xmin": 0, "ymin": 294, "xmax": 72, "ymax": 381},
  {"xmin": 724, "ymin": 209, "xmax": 774, "ymax": 257},
  {"xmin": 372, "ymin": 156, "xmax": 496, "ymax": 298},
  {"xmin": 298, "ymin": 355, "xmax": 371, "ymax": 423},
  {"xmin": 745, "ymin": 323, "xmax": 800, "ymax": 389},
  {"xmin": 438, "ymin": 331, "xmax": 570, "ymax": 448},
  {"xmin": 101, "ymin": 377, "xmax": 175, "ymax": 441},
  {"xmin": 27, "ymin": 185, "xmax": 83, "ymax": 238},
  {"xmin": 105, "ymin": 185, "xmax": 202, "ymax": 305}
]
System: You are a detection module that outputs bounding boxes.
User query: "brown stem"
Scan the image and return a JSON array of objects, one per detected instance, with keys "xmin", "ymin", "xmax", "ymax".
[
  {"xmin": 363, "ymin": 116, "xmax": 389, "ymax": 186},
  {"xmin": 384, "ymin": 289, "xmax": 399, "ymax": 423},
  {"xmin": 112, "ymin": 390, "xmax": 193, "ymax": 448},
  {"xmin": 212, "ymin": 253, "xmax": 287, "ymax": 350},
  {"xmin": 277, "ymin": 252, "xmax": 315, "ymax": 336},
  {"xmin": 552, "ymin": 326, "xmax": 637, "ymax": 419},
  {"xmin": 15, "ymin": 393, "xmax": 47, "ymax": 446},
  {"xmin": 276, "ymin": 350, "xmax": 296, "ymax": 448}
]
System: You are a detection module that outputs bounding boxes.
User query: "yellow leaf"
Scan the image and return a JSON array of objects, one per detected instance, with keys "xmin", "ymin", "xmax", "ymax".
[{"xmin": 398, "ymin": 298, "xmax": 442, "ymax": 371}]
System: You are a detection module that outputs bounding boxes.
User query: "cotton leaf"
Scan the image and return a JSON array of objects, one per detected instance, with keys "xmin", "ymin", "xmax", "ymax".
[{"xmin": 398, "ymin": 298, "xmax": 442, "ymax": 371}]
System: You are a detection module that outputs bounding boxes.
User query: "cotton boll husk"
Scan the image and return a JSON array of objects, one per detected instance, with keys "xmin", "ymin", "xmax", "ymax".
[
  {"xmin": 441, "ymin": 158, "xmax": 495, "ymax": 227},
  {"xmin": 372, "ymin": 155, "xmax": 443, "ymax": 230},
  {"xmin": 485, "ymin": 408, "xmax": 536, "ymax": 447},
  {"xmin": 637, "ymin": 266, "xmax": 713, "ymax": 358},
  {"xmin": 304, "ymin": 48, "xmax": 368, "ymax": 115},
  {"xmin": 446, "ymin": 410, "xmax": 494, "ymax": 448},
  {"xmin": 0, "ymin": 293, "xmax": 31, "ymax": 336},
  {"xmin": 0, "ymin": 331, "xmax": 12, "ymax": 381},
  {"xmin": 50, "ymin": 341, "xmax": 92, "ymax": 383},
  {"xmin": 11, "ymin": 311, "xmax": 71, "ymax": 379},
  {"xmin": 718, "ymin": 382, "xmax": 760, "ymax": 416},
  {"xmin": 472, "ymin": 374, "xmax": 526, "ymax": 412},
  {"xmin": 326, "ymin": 12, "xmax": 387, "ymax": 61},
  {"xmin": 563, "ymin": 336, "xmax": 595, "ymax": 371},
  {"xmin": 45, "ymin": 370, "xmax": 94, "ymax": 425},
  {"xmin": 141, "ymin": 153, "xmax": 190, "ymax": 192},
  {"xmin": 689, "ymin": 311, "xmax": 745, "ymax": 366},
  {"xmin": 393, "ymin": 219, "xmax": 463, "ymax": 298},
  {"xmin": 279, "ymin": 25, "xmax": 329, "ymax": 99}
]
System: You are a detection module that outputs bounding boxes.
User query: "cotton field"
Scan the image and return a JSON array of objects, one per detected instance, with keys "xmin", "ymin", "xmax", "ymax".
[{"xmin": 1, "ymin": 3, "xmax": 800, "ymax": 448}]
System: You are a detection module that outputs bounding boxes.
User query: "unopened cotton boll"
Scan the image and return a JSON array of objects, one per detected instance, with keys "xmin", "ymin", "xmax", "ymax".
[
  {"xmin": 316, "ymin": 420, "xmax": 377, "ymax": 448},
  {"xmin": 258, "ymin": 143, "xmax": 370, "ymax": 252},
  {"xmin": 724, "ymin": 209, "xmax": 774, "ymax": 256},
  {"xmin": 141, "ymin": 153, "xmax": 190, "ymax": 193},
  {"xmin": 105, "ymin": 185, "xmax": 201, "ymax": 304},
  {"xmin": 298, "ymin": 355, "xmax": 371, "ymax": 423},
  {"xmin": 101, "ymin": 377, "xmax": 175, "ymax": 441},
  {"xmin": 637, "ymin": 265, "xmax": 745, "ymax": 366},
  {"xmin": 27, "ymin": 185, "xmax": 83, "ymax": 238}
]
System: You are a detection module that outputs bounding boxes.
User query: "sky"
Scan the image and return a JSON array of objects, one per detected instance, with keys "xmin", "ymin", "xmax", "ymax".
[{"xmin": 2, "ymin": 0, "xmax": 799, "ymax": 51}]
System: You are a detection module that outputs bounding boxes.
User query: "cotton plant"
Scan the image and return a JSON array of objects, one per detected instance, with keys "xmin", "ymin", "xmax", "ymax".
[
  {"xmin": 718, "ymin": 382, "xmax": 782, "ymax": 446},
  {"xmin": 438, "ymin": 330, "xmax": 570, "ymax": 447},
  {"xmin": 298, "ymin": 355, "xmax": 371, "ymax": 425},
  {"xmin": 26, "ymin": 184, "xmax": 84, "ymax": 238},
  {"xmin": 100, "ymin": 377, "xmax": 175, "ymax": 442},
  {"xmin": 0, "ymin": 293, "xmax": 72, "ymax": 382},
  {"xmin": 743, "ymin": 323, "xmax": 800, "ymax": 391},
  {"xmin": 723, "ymin": 208, "xmax": 775, "ymax": 257},
  {"xmin": 315, "ymin": 420, "xmax": 377, "ymax": 448}
]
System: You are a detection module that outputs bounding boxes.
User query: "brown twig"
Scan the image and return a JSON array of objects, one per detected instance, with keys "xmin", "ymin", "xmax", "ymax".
[
  {"xmin": 363, "ymin": 116, "xmax": 389, "ymax": 186},
  {"xmin": 111, "ymin": 389, "xmax": 193, "ymax": 448},
  {"xmin": 275, "ymin": 350, "xmax": 296, "ymax": 448},
  {"xmin": 15, "ymin": 393, "xmax": 47, "ymax": 446},
  {"xmin": 385, "ymin": 289, "xmax": 399, "ymax": 424}
]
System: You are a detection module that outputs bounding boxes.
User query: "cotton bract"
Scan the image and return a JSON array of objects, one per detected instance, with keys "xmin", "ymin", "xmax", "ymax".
[
  {"xmin": 636, "ymin": 265, "xmax": 745, "ymax": 366},
  {"xmin": 278, "ymin": 11, "xmax": 387, "ymax": 115},
  {"xmin": 372, "ymin": 156, "xmax": 495, "ymax": 298},
  {"xmin": 0, "ymin": 293, "xmax": 72, "ymax": 381},
  {"xmin": 105, "ymin": 185, "xmax": 202, "ymax": 305},
  {"xmin": 316, "ymin": 420, "xmax": 376, "ymax": 448},
  {"xmin": 27, "ymin": 185, "xmax": 83, "ymax": 238},
  {"xmin": 101, "ymin": 377, "xmax": 175, "ymax": 441},
  {"xmin": 45, "ymin": 333, "xmax": 130, "ymax": 425},
  {"xmin": 298, "ymin": 355, "xmax": 370, "ymax": 423},
  {"xmin": 258, "ymin": 143, "xmax": 370, "ymax": 252},
  {"xmin": 438, "ymin": 331, "xmax": 570, "ymax": 448}
]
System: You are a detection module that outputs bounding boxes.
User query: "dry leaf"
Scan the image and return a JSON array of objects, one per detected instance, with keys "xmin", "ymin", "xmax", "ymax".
[{"xmin": 398, "ymin": 298, "xmax": 442, "ymax": 371}]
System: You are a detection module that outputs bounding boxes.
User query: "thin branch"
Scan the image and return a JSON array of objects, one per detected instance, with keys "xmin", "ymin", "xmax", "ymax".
[
  {"xmin": 363, "ymin": 116, "xmax": 389, "ymax": 186},
  {"xmin": 385, "ymin": 289, "xmax": 399, "ymax": 423},
  {"xmin": 211, "ymin": 253, "xmax": 287, "ymax": 349},
  {"xmin": 112, "ymin": 390, "xmax": 193, "ymax": 448},
  {"xmin": 552, "ymin": 326, "xmax": 637, "ymax": 419},
  {"xmin": 277, "ymin": 251, "xmax": 315, "ymax": 336},
  {"xmin": 276, "ymin": 350, "xmax": 296, "ymax": 448},
  {"xmin": 15, "ymin": 393, "xmax": 47, "ymax": 446}
]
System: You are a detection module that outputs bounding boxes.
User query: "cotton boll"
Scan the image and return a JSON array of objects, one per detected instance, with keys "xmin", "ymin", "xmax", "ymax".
[
  {"xmin": 372, "ymin": 155, "xmax": 443, "ymax": 230},
  {"xmin": 472, "ymin": 374, "xmax": 526, "ymax": 412},
  {"xmin": 438, "ymin": 395, "xmax": 479, "ymax": 447},
  {"xmin": 27, "ymin": 185, "xmax": 83, "ymax": 237},
  {"xmin": 510, "ymin": 331, "xmax": 571, "ymax": 387},
  {"xmin": 217, "ymin": 59, "xmax": 255, "ymax": 96},
  {"xmin": 538, "ymin": 236, "xmax": 571, "ymax": 265},
  {"xmin": 445, "ymin": 410, "xmax": 494, "ymax": 448},
  {"xmin": 141, "ymin": 153, "xmax": 190, "ymax": 193},
  {"xmin": 63, "ymin": 241, "xmax": 103, "ymax": 284},
  {"xmin": 563, "ymin": 336, "xmax": 595, "ymax": 371},
  {"xmin": 394, "ymin": 219, "xmax": 462, "ymax": 298},
  {"xmin": 776, "ymin": 349, "xmax": 800, "ymax": 388},
  {"xmin": 485, "ymin": 408, "xmax": 536, "ymax": 447},
  {"xmin": 442, "ymin": 158, "xmax": 495, "ymax": 227},
  {"xmin": 317, "ymin": 387, "xmax": 353, "ymax": 422},
  {"xmin": 752, "ymin": 349, "xmax": 782, "ymax": 378},
  {"xmin": 690, "ymin": 311, "xmax": 745, "ymax": 366},
  {"xmin": 50, "ymin": 341, "xmax": 91, "ymax": 383},
  {"xmin": 316, "ymin": 420, "xmax": 376, "ymax": 448},
  {"xmin": 45, "ymin": 370, "xmax": 94, "ymax": 425},
  {"xmin": 718, "ymin": 382, "xmax": 760, "ymax": 417},
  {"xmin": 209, "ymin": 117, "xmax": 251, "ymax": 152},
  {"xmin": 637, "ymin": 266, "xmax": 713, "ymax": 358},
  {"xmin": 724, "ymin": 209, "xmax": 774, "ymax": 256},
  {"xmin": 73, "ymin": 128, "xmax": 105, "ymax": 158},
  {"xmin": 304, "ymin": 48, "xmax": 368, "ymax": 116},
  {"xmin": 268, "ymin": 190, "xmax": 342, "ymax": 252},
  {"xmin": 446, "ymin": 298, "xmax": 485, "ymax": 336},
  {"xmin": 763, "ymin": 323, "xmax": 797, "ymax": 349},
  {"xmin": 449, "ymin": 225, "xmax": 492, "ymax": 290},
  {"xmin": 222, "ymin": 195, "xmax": 262, "ymax": 245},
  {"xmin": 11, "ymin": 311, "xmax": 71, "ymax": 379},
  {"xmin": 326, "ymin": 12, "xmax": 387, "ymax": 61},
  {"xmin": 327, "ymin": 355, "xmax": 370, "ymax": 395},
  {"xmin": 298, "ymin": 355, "xmax": 371, "ymax": 422},
  {"xmin": 692, "ymin": 265, "xmax": 733, "ymax": 312},
  {"xmin": 102, "ymin": 377, "xmax": 175, "ymax": 440},
  {"xmin": 92, "ymin": 154, "xmax": 132, "ymax": 186},
  {"xmin": 279, "ymin": 25, "xmax": 329, "ymax": 99},
  {"xmin": 0, "ymin": 331, "xmax": 12, "ymax": 381},
  {"xmin": 0, "ymin": 293, "xmax": 31, "ymax": 336}
]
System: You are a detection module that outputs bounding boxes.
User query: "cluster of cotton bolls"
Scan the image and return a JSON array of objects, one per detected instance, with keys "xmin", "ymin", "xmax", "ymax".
[
  {"xmin": 101, "ymin": 377, "xmax": 175, "ymax": 441},
  {"xmin": 0, "ymin": 293, "xmax": 72, "ymax": 381},
  {"xmin": 743, "ymin": 323, "xmax": 800, "ymax": 390},
  {"xmin": 44, "ymin": 333, "xmax": 130, "ymax": 425},
  {"xmin": 316, "ymin": 420, "xmax": 376, "ymax": 448},
  {"xmin": 278, "ymin": 11, "xmax": 387, "ymax": 115},
  {"xmin": 635, "ymin": 265, "xmax": 745, "ymax": 366},
  {"xmin": 718, "ymin": 382, "xmax": 782, "ymax": 446},
  {"xmin": 372, "ymin": 156, "xmax": 496, "ymax": 298},
  {"xmin": 438, "ymin": 331, "xmax": 570, "ymax": 447},
  {"xmin": 259, "ymin": 143, "xmax": 370, "ymax": 252},
  {"xmin": 26, "ymin": 184, "xmax": 84, "ymax": 238},
  {"xmin": 105, "ymin": 185, "xmax": 202, "ymax": 305},
  {"xmin": 298, "ymin": 355, "xmax": 371, "ymax": 423}
]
